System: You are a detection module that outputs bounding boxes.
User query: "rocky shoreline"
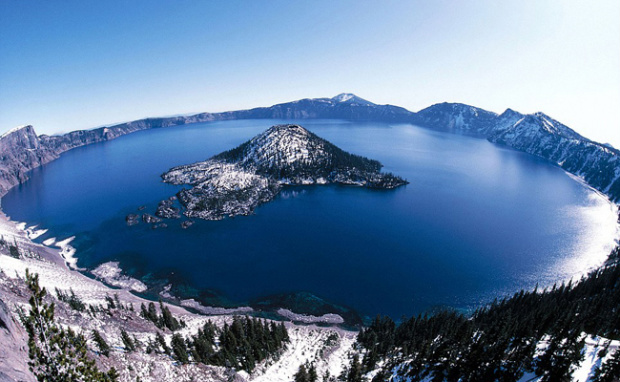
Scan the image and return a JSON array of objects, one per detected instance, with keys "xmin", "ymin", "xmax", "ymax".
[
  {"xmin": 157, "ymin": 124, "xmax": 408, "ymax": 221},
  {"xmin": 0, "ymin": 210, "xmax": 358, "ymax": 381}
]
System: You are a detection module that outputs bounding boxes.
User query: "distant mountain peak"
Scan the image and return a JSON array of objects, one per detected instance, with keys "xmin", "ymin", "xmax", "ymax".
[{"xmin": 331, "ymin": 93, "xmax": 375, "ymax": 106}]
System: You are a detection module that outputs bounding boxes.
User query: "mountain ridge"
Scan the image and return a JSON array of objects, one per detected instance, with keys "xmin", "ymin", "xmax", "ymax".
[{"xmin": 1, "ymin": 94, "xmax": 619, "ymax": 203}]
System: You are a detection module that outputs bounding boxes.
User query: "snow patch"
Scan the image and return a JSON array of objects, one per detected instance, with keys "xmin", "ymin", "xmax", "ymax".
[
  {"xmin": 277, "ymin": 308, "xmax": 344, "ymax": 324},
  {"xmin": 55, "ymin": 236, "xmax": 79, "ymax": 269},
  {"xmin": 91, "ymin": 261, "xmax": 148, "ymax": 293},
  {"xmin": 0, "ymin": 125, "xmax": 31, "ymax": 139},
  {"xmin": 42, "ymin": 237, "xmax": 56, "ymax": 246},
  {"xmin": 180, "ymin": 299, "xmax": 253, "ymax": 315}
]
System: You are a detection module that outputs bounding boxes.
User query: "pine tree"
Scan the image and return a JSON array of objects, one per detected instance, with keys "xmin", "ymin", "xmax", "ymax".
[
  {"xmin": 347, "ymin": 355, "xmax": 363, "ymax": 382},
  {"xmin": 160, "ymin": 301, "xmax": 181, "ymax": 331},
  {"xmin": 294, "ymin": 364, "xmax": 309, "ymax": 382},
  {"xmin": 92, "ymin": 330, "xmax": 111, "ymax": 357},
  {"xmin": 156, "ymin": 331, "xmax": 170, "ymax": 355},
  {"xmin": 308, "ymin": 363, "xmax": 319, "ymax": 382},
  {"xmin": 147, "ymin": 302, "xmax": 159, "ymax": 326},
  {"xmin": 21, "ymin": 269, "xmax": 118, "ymax": 381},
  {"xmin": 121, "ymin": 329, "xmax": 136, "ymax": 352},
  {"xmin": 593, "ymin": 350, "xmax": 620, "ymax": 382},
  {"xmin": 171, "ymin": 333, "xmax": 189, "ymax": 364}
]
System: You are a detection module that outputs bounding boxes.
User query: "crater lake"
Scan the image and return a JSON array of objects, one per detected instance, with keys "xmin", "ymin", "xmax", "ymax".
[{"xmin": 3, "ymin": 120, "xmax": 618, "ymax": 320}]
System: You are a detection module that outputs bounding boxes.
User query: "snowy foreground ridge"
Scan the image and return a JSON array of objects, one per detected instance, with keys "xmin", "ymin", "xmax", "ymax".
[{"xmin": 0, "ymin": 212, "xmax": 356, "ymax": 382}]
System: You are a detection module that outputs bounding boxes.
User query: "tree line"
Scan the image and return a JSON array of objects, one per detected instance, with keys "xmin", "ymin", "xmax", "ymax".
[{"xmin": 356, "ymin": 247, "xmax": 620, "ymax": 381}]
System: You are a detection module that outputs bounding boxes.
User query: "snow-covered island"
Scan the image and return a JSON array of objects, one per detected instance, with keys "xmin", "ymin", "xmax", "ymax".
[{"xmin": 160, "ymin": 124, "xmax": 408, "ymax": 220}]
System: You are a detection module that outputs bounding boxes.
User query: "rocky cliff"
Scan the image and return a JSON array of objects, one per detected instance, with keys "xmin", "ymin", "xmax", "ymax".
[
  {"xmin": 488, "ymin": 112, "xmax": 620, "ymax": 202},
  {"xmin": 412, "ymin": 102, "xmax": 620, "ymax": 202},
  {"xmin": 0, "ymin": 125, "xmax": 59, "ymax": 196}
]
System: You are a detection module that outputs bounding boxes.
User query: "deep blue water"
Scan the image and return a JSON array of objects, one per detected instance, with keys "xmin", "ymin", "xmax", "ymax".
[{"xmin": 3, "ymin": 120, "xmax": 618, "ymax": 319}]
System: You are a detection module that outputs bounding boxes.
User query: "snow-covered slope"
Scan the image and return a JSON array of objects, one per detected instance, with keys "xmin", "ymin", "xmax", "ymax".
[
  {"xmin": 162, "ymin": 124, "xmax": 408, "ymax": 220},
  {"xmin": 411, "ymin": 103, "xmax": 620, "ymax": 203},
  {"xmin": 0, "ymin": 211, "xmax": 356, "ymax": 382},
  {"xmin": 488, "ymin": 112, "xmax": 620, "ymax": 202},
  {"xmin": 412, "ymin": 102, "xmax": 499, "ymax": 136},
  {"xmin": 331, "ymin": 93, "xmax": 376, "ymax": 106}
]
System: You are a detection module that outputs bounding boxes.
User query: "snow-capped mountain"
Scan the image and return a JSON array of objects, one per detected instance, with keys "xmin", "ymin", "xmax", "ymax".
[
  {"xmin": 218, "ymin": 93, "xmax": 412, "ymax": 122},
  {"xmin": 412, "ymin": 102, "xmax": 500, "ymax": 136},
  {"xmin": 331, "ymin": 93, "xmax": 376, "ymax": 106},
  {"xmin": 213, "ymin": 124, "xmax": 389, "ymax": 180},
  {"xmin": 410, "ymin": 102, "xmax": 620, "ymax": 202},
  {"xmin": 488, "ymin": 112, "xmax": 620, "ymax": 202},
  {"xmin": 161, "ymin": 124, "xmax": 408, "ymax": 220}
]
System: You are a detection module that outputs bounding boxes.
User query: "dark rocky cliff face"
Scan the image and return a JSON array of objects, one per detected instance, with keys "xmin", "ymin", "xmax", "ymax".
[{"xmin": 0, "ymin": 125, "xmax": 58, "ymax": 196}]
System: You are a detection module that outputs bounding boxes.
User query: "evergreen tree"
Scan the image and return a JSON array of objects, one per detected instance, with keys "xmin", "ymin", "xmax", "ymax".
[
  {"xmin": 355, "ymin": 246, "xmax": 620, "ymax": 381},
  {"xmin": 308, "ymin": 363, "xmax": 319, "ymax": 382},
  {"xmin": 171, "ymin": 333, "xmax": 189, "ymax": 364},
  {"xmin": 294, "ymin": 364, "xmax": 308, "ymax": 382},
  {"xmin": 156, "ymin": 331, "xmax": 170, "ymax": 355},
  {"xmin": 92, "ymin": 330, "xmax": 111, "ymax": 357},
  {"xmin": 593, "ymin": 350, "xmax": 620, "ymax": 382},
  {"xmin": 21, "ymin": 269, "xmax": 118, "ymax": 381},
  {"xmin": 148, "ymin": 302, "xmax": 158, "ymax": 324},
  {"xmin": 347, "ymin": 355, "xmax": 363, "ymax": 382},
  {"xmin": 120, "ymin": 329, "xmax": 136, "ymax": 352},
  {"xmin": 160, "ymin": 301, "xmax": 181, "ymax": 331}
]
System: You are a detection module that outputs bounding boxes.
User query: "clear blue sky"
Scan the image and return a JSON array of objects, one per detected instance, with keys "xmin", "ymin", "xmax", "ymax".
[{"xmin": 1, "ymin": 1, "xmax": 619, "ymax": 146}]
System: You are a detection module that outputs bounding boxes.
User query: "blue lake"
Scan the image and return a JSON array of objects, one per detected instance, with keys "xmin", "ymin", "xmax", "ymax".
[{"xmin": 3, "ymin": 120, "xmax": 618, "ymax": 319}]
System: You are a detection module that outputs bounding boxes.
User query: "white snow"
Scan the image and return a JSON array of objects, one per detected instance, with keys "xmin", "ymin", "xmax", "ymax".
[
  {"xmin": 276, "ymin": 308, "xmax": 344, "ymax": 324},
  {"xmin": 91, "ymin": 261, "xmax": 148, "ymax": 292},
  {"xmin": 251, "ymin": 325, "xmax": 355, "ymax": 382},
  {"xmin": 42, "ymin": 237, "xmax": 56, "ymax": 246},
  {"xmin": 0, "ymin": 124, "xmax": 31, "ymax": 139},
  {"xmin": 55, "ymin": 236, "xmax": 79, "ymax": 269},
  {"xmin": 25, "ymin": 224, "xmax": 48, "ymax": 239},
  {"xmin": 180, "ymin": 298, "xmax": 253, "ymax": 315},
  {"xmin": 333, "ymin": 93, "xmax": 354, "ymax": 103},
  {"xmin": 516, "ymin": 335, "xmax": 620, "ymax": 382}
]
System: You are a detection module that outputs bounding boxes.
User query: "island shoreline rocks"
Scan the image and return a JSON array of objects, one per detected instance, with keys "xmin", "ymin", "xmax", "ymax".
[{"xmin": 158, "ymin": 124, "xmax": 408, "ymax": 221}]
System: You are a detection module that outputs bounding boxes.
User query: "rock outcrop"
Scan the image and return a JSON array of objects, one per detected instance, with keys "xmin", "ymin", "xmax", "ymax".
[
  {"xmin": 0, "ymin": 125, "xmax": 59, "ymax": 196},
  {"xmin": 488, "ymin": 112, "xmax": 620, "ymax": 202}
]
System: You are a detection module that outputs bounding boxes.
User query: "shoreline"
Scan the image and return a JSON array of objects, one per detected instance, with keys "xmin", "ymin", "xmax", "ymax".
[
  {"xmin": 3, "ymin": 185, "xmax": 619, "ymax": 324},
  {"xmin": 0, "ymin": 209, "xmax": 357, "ymax": 382},
  {"xmin": 1, "ymin": 121, "xmax": 618, "ymax": 322},
  {"xmin": 0, "ymin": 209, "xmax": 353, "ymax": 325}
]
